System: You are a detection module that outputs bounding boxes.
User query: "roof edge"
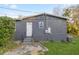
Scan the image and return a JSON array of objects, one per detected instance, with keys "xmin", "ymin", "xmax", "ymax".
[{"xmin": 23, "ymin": 13, "xmax": 68, "ymax": 20}]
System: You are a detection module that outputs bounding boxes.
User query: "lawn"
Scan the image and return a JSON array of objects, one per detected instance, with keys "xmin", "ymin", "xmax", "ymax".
[
  {"xmin": 42, "ymin": 37, "xmax": 79, "ymax": 55},
  {"xmin": 0, "ymin": 41, "xmax": 19, "ymax": 54}
]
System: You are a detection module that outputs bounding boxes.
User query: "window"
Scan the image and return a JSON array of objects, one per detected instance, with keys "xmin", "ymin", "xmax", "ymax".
[
  {"xmin": 45, "ymin": 27, "xmax": 51, "ymax": 33},
  {"xmin": 38, "ymin": 21, "xmax": 44, "ymax": 28}
]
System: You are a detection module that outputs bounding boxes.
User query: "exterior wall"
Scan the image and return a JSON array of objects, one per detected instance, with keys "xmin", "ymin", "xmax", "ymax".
[
  {"xmin": 32, "ymin": 15, "xmax": 67, "ymax": 41},
  {"xmin": 32, "ymin": 18, "xmax": 45, "ymax": 41},
  {"xmin": 15, "ymin": 20, "xmax": 26, "ymax": 41},
  {"xmin": 15, "ymin": 14, "xmax": 67, "ymax": 41},
  {"xmin": 45, "ymin": 16, "xmax": 67, "ymax": 41},
  {"xmin": 24, "ymin": 15, "xmax": 46, "ymax": 40}
]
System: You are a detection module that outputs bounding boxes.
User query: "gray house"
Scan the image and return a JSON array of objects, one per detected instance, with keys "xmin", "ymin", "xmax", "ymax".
[{"xmin": 15, "ymin": 13, "xmax": 67, "ymax": 42}]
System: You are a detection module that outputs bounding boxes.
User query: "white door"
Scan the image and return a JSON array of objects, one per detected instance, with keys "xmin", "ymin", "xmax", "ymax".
[{"xmin": 26, "ymin": 22, "xmax": 32, "ymax": 37}]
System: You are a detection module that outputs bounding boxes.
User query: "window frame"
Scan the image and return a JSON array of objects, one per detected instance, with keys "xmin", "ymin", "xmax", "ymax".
[{"xmin": 38, "ymin": 21, "xmax": 44, "ymax": 28}]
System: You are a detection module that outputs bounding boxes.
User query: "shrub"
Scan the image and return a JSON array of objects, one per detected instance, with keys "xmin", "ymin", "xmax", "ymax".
[{"xmin": 0, "ymin": 16, "xmax": 15, "ymax": 47}]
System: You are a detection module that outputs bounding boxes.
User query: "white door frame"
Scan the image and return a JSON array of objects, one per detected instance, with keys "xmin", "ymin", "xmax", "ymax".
[{"xmin": 26, "ymin": 22, "xmax": 32, "ymax": 37}]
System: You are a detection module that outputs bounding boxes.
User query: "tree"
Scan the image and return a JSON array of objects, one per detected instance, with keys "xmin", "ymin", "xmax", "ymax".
[
  {"xmin": 63, "ymin": 5, "xmax": 79, "ymax": 36},
  {"xmin": 63, "ymin": 8, "xmax": 71, "ymax": 17},
  {"xmin": 0, "ymin": 16, "xmax": 15, "ymax": 46},
  {"xmin": 53, "ymin": 7, "xmax": 62, "ymax": 16}
]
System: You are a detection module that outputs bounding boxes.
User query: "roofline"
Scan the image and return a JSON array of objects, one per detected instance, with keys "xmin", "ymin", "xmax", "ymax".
[
  {"xmin": 23, "ymin": 13, "xmax": 44, "ymax": 20},
  {"xmin": 22, "ymin": 13, "xmax": 68, "ymax": 20},
  {"xmin": 45, "ymin": 13, "xmax": 68, "ymax": 20}
]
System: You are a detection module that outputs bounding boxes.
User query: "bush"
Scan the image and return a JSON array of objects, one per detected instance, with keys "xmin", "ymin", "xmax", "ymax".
[{"xmin": 0, "ymin": 16, "xmax": 15, "ymax": 47}]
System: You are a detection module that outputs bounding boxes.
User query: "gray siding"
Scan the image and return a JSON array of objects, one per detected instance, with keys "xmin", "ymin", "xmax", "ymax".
[
  {"xmin": 24, "ymin": 15, "xmax": 46, "ymax": 40},
  {"xmin": 45, "ymin": 16, "xmax": 67, "ymax": 41},
  {"xmin": 15, "ymin": 20, "xmax": 26, "ymax": 41},
  {"xmin": 15, "ymin": 14, "xmax": 67, "ymax": 41},
  {"xmin": 32, "ymin": 18, "xmax": 45, "ymax": 40},
  {"xmin": 32, "ymin": 15, "xmax": 67, "ymax": 41}
]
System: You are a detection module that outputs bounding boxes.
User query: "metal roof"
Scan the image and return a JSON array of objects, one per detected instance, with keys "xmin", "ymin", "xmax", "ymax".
[{"xmin": 22, "ymin": 13, "xmax": 69, "ymax": 20}]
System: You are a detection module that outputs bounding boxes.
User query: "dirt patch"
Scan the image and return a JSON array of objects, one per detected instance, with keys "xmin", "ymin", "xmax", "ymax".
[{"xmin": 4, "ymin": 42, "xmax": 48, "ymax": 55}]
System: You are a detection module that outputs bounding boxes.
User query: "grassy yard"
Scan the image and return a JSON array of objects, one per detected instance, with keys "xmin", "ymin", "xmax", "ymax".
[
  {"xmin": 42, "ymin": 37, "xmax": 79, "ymax": 55},
  {"xmin": 0, "ymin": 41, "xmax": 19, "ymax": 54}
]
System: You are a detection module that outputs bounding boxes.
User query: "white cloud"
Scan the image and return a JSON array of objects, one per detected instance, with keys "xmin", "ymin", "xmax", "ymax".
[
  {"xmin": 9, "ymin": 4, "xmax": 17, "ymax": 9},
  {"xmin": 63, "ymin": 4, "xmax": 73, "ymax": 8},
  {"xmin": 0, "ymin": 14, "xmax": 18, "ymax": 18},
  {"xmin": 4, "ymin": 4, "xmax": 17, "ymax": 9},
  {"xmin": 4, "ymin": 4, "xmax": 9, "ymax": 6}
]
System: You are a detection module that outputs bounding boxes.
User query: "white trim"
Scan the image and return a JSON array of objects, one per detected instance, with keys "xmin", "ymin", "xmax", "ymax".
[{"xmin": 26, "ymin": 22, "xmax": 32, "ymax": 37}]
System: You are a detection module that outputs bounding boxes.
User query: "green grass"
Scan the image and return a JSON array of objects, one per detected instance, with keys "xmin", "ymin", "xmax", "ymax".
[
  {"xmin": 0, "ymin": 41, "xmax": 19, "ymax": 54},
  {"xmin": 42, "ymin": 37, "xmax": 79, "ymax": 55}
]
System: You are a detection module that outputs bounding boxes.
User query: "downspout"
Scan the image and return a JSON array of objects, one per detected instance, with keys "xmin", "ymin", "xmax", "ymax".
[{"xmin": 44, "ymin": 13, "xmax": 47, "ymax": 40}]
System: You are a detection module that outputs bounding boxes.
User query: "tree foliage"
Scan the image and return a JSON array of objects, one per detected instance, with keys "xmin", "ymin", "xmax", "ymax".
[
  {"xmin": 0, "ymin": 16, "xmax": 15, "ymax": 46},
  {"xmin": 63, "ymin": 5, "xmax": 79, "ymax": 36},
  {"xmin": 63, "ymin": 8, "xmax": 71, "ymax": 17}
]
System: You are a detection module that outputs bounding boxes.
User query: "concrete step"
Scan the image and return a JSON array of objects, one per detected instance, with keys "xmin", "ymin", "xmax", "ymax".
[
  {"xmin": 23, "ymin": 38, "xmax": 32, "ymax": 45},
  {"xmin": 24, "ymin": 38, "xmax": 32, "ymax": 42}
]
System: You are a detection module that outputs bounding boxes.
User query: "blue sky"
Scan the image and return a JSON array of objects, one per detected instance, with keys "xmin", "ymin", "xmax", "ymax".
[{"xmin": 0, "ymin": 4, "xmax": 72, "ymax": 18}]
